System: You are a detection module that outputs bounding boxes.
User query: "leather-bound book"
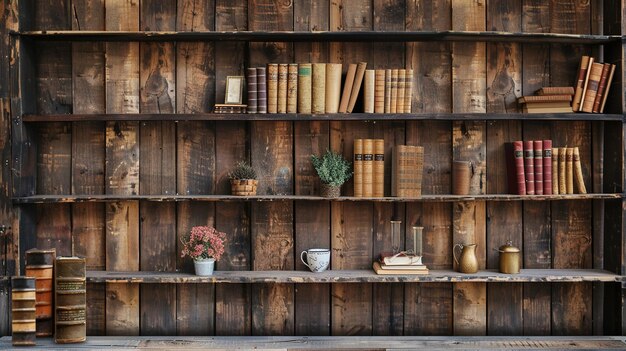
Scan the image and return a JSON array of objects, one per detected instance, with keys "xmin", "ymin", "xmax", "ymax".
[
  {"xmin": 297, "ymin": 63, "xmax": 311, "ymax": 114},
  {"xmin": 543, "ymin": 140, "xmax": 552, "ymax": 195},
  {"xmin": 26, "ymin": 248, "xmax": 56, "ymax": 337},
  {"xmin": 565, "ymin": 147, "xmax": 574, "ymax": 194},
  {"xmin": 390, "ymin": 69, "xmax": 399, "ymax": 113},
  {"xmin": 246, "ymin": 68, "xmax": 258, "ymax": 114},
  {"xmin": 533, "ymin": 140, "xmax": 543, "ymax": 195},
  {"xmin": 537, "ymin": 86, "xmax": 575, "ymax": 95},
  {"xmin": 573, "ymin": 147, "xmax": 587, "ymax": 194},
  {"xmin": 404, "ymin": 69, "xmax": 413, "ymax": 113},
  {"xmin": 600, "ymin": 64, "xmax": 616, "ymax": 113},
  {"xmin": 256, "ymin": 67, "xmax": 267, "ymax": 114},
  {"xmin": 592, "ymin": 63, "xmax": 612, "ymax": 113},
  {"xmin": 287, "ymin": 63, "xmax": 298, "ymax": 113},
  {"xmin": 354, "ymin": 139, "xmax": 363, "ymax": 197},
  {"xmin": 373, "ymin": 139, "xmax": 385, "ymax": 197},
  {"xmin": 523, "ymin": 140, "xmax": 535, "ymax": 195},
  {"xmin": 396, "ymin": 69, "xmax": 406, "ymax": 113},
  {"xmin": 12, "ymin": 277, "xmax": 37, "ymax": 346},
  {"xmin": 55, "ymin": 257, "xmax": 86, "ymax": 344},
  {"xmin": 346, "ymin": 62, "xmax": 367, "ymax": 113},
  {"xmin": 505, "ymin": 141, "xmax": 526, "ymax": 195},
  {"xmin": 580, "ymin": 62, "xmax": 604, "ymax": 113},
  {"xmin": 374, "ymin": 69, "xmax": 385, "ymax": 113},
  {"xmin": 267, "ymin": 64, "xmax": 279, "ymax": 113},
  {"xmin": 363, "ymin": 69, "xmax": 375, "ymax": 113},
  {"xmin": 325, "ymin": 63, "xmax": 342, "ymax": 113},
  {"xmin": 552, "ymin": 147, "xmax": 559, "ymax": 194},
  {"xmin": 362, "ymin": 139, "xmax": 374, "ymax": 197},
  {"xmin": 338, "ymin": 63, "xmax": 357, "ymax": 113},
  {"xmin": 392, "ymin": 145, "xmax": 424, "ymax": 197},
  {"xmin": 558, "ymin": 147, "xmax": 567, "ymax": 194},
  {"xmin": 573, "ymin": 56, "xmax": 592, "ymax": 111},
  {"xmin": 277, "ymin": 63, "xmax": 288, "ymax": 113},
  {"xmin": 384, "ymin": 69, "xmax": 392, "ymax": 113},
  {"xmin": 312, "ymin": 63, "xmax": 326, "ymax": 114}
]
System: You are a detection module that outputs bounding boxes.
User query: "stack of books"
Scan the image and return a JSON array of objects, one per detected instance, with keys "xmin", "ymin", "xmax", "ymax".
[
  {"xmin": 573, "ymin": 56, "xmax": 616, "ymax": 113},
  {"xmin": 353, "ymin": 139, "xmax": 384, "ymax": 197},
  {"xmin": 373, "ymin": 253, "xmax": 429, "ymax": 275},
  {"xmin": 391, "ymin": 145, "xmax": 424, "ymax": 197},
  {"xmin": 518, "ymin": 87, "xmax": 574, "ymax": 113}
]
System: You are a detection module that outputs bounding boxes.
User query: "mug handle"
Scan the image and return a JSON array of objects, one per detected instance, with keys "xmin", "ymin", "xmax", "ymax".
[
  {"xmin": 453, "ymin": 244, "xmax": 463, "ymax": 266},
  {"xmin": 300, "ymin": 251, "xmax": 309, "ymax": 267}
]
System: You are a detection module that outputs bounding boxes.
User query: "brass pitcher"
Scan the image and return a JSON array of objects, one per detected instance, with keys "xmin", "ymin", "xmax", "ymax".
[{"xmin": 453, "ymin": 243, "xmax": 478, "ymax": 273}]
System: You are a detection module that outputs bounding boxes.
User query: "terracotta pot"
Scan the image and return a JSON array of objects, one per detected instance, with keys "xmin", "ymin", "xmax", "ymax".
[
  {"xmin": 231, "ymin": 179, "xmax": 258, "ymax": 196},
  {"xmin": 320, "ymin": 183, "xmax": 341, "ymax": 198}
]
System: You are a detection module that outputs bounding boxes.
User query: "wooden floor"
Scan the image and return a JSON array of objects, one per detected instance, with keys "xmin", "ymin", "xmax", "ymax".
[{"xmin": 1, "ymin": 336, "xmax": 625, "ymax": 350}]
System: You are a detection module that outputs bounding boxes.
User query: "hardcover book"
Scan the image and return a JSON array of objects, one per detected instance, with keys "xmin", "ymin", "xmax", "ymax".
[
  {"xmin": 533, "ymin": 140, "xmax": 543, "ymax": 195},
  {"xmin": 373, "ymin": 139, "xmax": 385, "ymax": 197},
  {"xmin": 523, "ymin": 140, "xmax": 535, "ymax": 195},
  {"xmin": 505, "ymin": 141, "xmax": 526, "ymax": 195},
  {"xmin": 543, "ymin": 140, "xmax": 552, "ymax": 195},
  {"xmin": 256, "ymin": 67, "xmax": 267, "ymax": 114},
  {"xmin": 573, "ymin": 56, "xmax": 593, "ymax": 111},
  {"xmin": 396, "ymin": 69, "xmax": 406, "ymax": 113},
  {"xmin": 566, "ymin": 147, "xmax": 574, "ymax": 194},
  {"xmin": 297, "ymin": 63, "xmax": 312, "ymax": 114},
  {"xmin": 362, "ymin": 139, "xmax": 374, "ymax": 197},
  {"xmin": 390, "ymin": 69, "xmax": 398, "ymax": 113},
  {"xmin": 552, "ymin": 147, "xmax": 559, "ymax": 194},
  {"xmin": 373, "ymin": 261, "xmax": 428, "ymax": 275},
  {"xmin": 404, "ymin": 69, "xmax": 413, "ymax": 113},
  {"xmin": 354, "ymin": 139, "xmax": 363, "ymax": 197},
  {"xmin": 384, "ymin": 69, "xmax": 392, "ymax": 113},
  {"xmin": 55, "ymin": 257, "xmax": 86, "ymax": 344},
  {"xmin": 347, "ymin": 62, "xmax": 368, "ymax": 113},
  {"xmin": 277, "ymin": 63, "xmax": 288, "ymax": 113},
  {"xmin": 312, "ymin": 63, "xmax": 326, "ymax": 114},
  {"xmin": 600, "ymin": 64, "xmax": 616, "ymax": 113},
  {"xmin": 325, "ymin": 63, "xmax": 342, "ymax": 113},
  {"xmin": 267, "ymin": 63, "xmax": 278, "ymax": 113},
  {"xmin": 573, "ymin": 147, "xmax": 587, "ymax": 194},
  {"xmin": 592, "ymin": 63, "xmax": 612, "ymax": 113},
  {"xmin": 558, "ymin": 147, "xmax": 567, "ymax": 194},
  {"xmin": 581, "ymin": 62, "xmax": 604, "ymax": 113},
  {"xmin": 374, "ymin": 69, "xmax": 385, "ymax": 113},
  {"xmin": 246, "ymin": 67, "xmax": 258, "ymax": 114},
  {"xmin": 363, "ymin": 69, "xmax": 375, "ymax": 113},
  {"xmin": 339, "ymin": 63, "xmax": 357, "ymax": 113},
  {"xmin": 537, "ymin": 86, "xmax": 575, "ymax": 95},
  {"xmin": 287, "ymin": 63, "xmax": 298, "ymax": 113},
  {"xmin": 391, "ymin": 145, "xmax": 424, "ymax": 197},
  {"xmin": 25, "ymin": 248, "xmax": 56, "ymax": 337}
]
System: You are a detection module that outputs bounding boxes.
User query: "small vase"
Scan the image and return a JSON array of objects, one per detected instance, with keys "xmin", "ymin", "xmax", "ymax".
[
  {"xmin": 320, "ymin": 183, "xmax": 341, "ymax": 198},
  {"xmin": 194, "ymin": 258, "xmax": 215, "ymax": 276}
]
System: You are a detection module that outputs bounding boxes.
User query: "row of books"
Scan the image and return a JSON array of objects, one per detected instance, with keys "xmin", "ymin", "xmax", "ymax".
[
  {"xmin": 518, "ymin": 87, "xmax": 574, "ymax": 113},
  {"xmin": 354, "ymin": 139, "xmax": 384, "ymax": 197},
  {"xmin": 363, "ymin": 69, "xmax": 414, "ymax": 113},
  {"xmin": 573, "ymin": 56, "xmax": 615, "ymax": 113},
  {"xmin": 507, "ymin": 140, "xmax": 586, "ymax": 195}
]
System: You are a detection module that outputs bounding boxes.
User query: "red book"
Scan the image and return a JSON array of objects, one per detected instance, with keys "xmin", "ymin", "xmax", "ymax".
[
  {"xmin": 592, "ymin": 63, "xmax": 612, "ymax": 113},
  {"xmin": 523, "ymin": 141, "xmax": 535, "ymax": 195},
  {"xmin": 543, "ymin": 140, "xmax": 552, "ymax": 195},
  {"xmin": 533, "ymin": 140, "xmax": 543, "ymax": 195},
  {"xmin": 506, "ymin": 141, "xmax": 526, "ymax": 195}
]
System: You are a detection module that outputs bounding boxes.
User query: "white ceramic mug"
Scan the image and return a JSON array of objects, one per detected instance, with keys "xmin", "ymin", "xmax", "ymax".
[{"xmin": 300, "ymin": 249, "xmax": 330, "ymax": 273}]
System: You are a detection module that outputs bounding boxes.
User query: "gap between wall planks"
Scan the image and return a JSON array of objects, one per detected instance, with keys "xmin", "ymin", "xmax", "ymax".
[{"xmin": 17, "ymin": 0, "xmax": 619, "ymax": 337}]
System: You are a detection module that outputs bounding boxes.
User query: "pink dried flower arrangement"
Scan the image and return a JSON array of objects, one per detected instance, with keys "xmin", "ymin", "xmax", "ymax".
[{"xmin": 180, "ymin": 226, "xmax": 227, "ymax": 261}]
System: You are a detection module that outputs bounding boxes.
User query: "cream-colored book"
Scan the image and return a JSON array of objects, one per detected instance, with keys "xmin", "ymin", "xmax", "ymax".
[
  {"xmin": 364, "ymin": 70, "xmax": 375, "ymax": 113},
  {"xmin": 552, "ymin": 147, "xmax": 559, "ymax": 194},
  {"xmin": 347, "ymin": 62, "xmax": 368, "ymax": 113},
  {"xmin": 566, "ymin": 147, "xmax": 574, "ymax": 194},
  {"xmin": 325, "ymin": 63, "xmax": 342, "ymax": 113},
  {"xmin": 287, "ymin": 63, "xmax": 298, "ymax": 113},
  {"xmin": 277, "ymin": 63, "xmax": 288, "ymax": 113},
  {"xmin": 298, "ymin": 63, "xmax": 312, "ymax": 114},
  {"xmin": 573, "ymin": 147, "xmax": 587, "ymax": 194},
  {"xmin": 267, "ymin": 63, "xmax": 278, "ymax": 113},
  {"xmin": 339, "ymin": 63, "xmax": 357, "ymax": 113},
  {"xmin": 312, "ymin": 63, "xmax": 326, "ymax": 114},
  {"xmin": 396, "ymin": 69, "xmax": 406, "ymax": 113}
]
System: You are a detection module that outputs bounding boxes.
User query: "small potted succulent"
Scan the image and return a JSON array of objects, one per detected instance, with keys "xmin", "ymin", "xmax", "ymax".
[
  {"xmin": 228, "ymin": 161, "xmax": 258, "ymax": 196},
  {"xmin": 311, "ymin": 150, "xmax": 353, "ymax": 198},
  {"xmin": 180, "ymin": 226, "xmax": 227, "ymax": 276}
]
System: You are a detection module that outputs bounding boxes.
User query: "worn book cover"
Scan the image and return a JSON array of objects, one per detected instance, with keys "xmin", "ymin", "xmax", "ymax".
[
  {"xmin": 297, "ymin": 63, "xmax": 312, "ymax": 114},
  {"xmin": 267, "ymin": 63, "xmax": 278, "ymax": 113},
  {"xmin": 287, "ymin": 63, "xmax": 298, "ymax": 113}
]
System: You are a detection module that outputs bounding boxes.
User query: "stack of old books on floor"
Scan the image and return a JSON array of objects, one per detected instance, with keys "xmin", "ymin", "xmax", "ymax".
[
  {"xmin": 518, "ymin": 87, "xmax": 574, "ymax": 113},
  {"xmin": 373, "ymin": 252, "xmax": 429, "ymax": 275}
]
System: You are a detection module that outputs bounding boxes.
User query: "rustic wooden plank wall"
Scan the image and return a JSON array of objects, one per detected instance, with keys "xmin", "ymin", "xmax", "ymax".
[{"xmin": 7, "ymin": 0, "xmax": 622, "ymax": 337}]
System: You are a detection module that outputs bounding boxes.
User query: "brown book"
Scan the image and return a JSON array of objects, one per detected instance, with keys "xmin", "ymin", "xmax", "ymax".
[
  {"xmin": 522, "ymin": 105, "xmax": 573, "ymax": 114},
  {"xmin": 396, "ymin": 69, "xmax": 406, "ymax": 113},
  {"xmin": 256, "ymin": 67, "xmax": 267, "ymax": 114},
  {"xmin": 354, "ymin": 139, "xmax": 363, "ymax": 197},
  {"xmin": 552, "ymin": 147, "xmax": 559, "ymax": 195},
  {"xmin": 566, "ymin": 147, "xmax": 574, "ymax": 194},
  {"xmin": 277, "ymin": 63, "xmax": 288, "ymax": 113},
  {"xmin": 362, "ymin": 139, "xmax": 374, "ymax": 197},
  {"xmin": 363, "ymin": 69, "xmax": 375, "ymax": 113},
  {"xmin": 267, "ymin": 64, "xmax": 278, "ymax": 113},
  {"xmin": 404, "ymin": 69, "xmax": 413, "ymax": 113},
  {"xmin": 523, "ymin": 101, "xmax": 573, "ymax": 108},
  {"xmin": 581, "ymin": 62, "xmax": 604, "ymax": 113},
  {"xmin": 392, "ymin": 145, "xmax": 424, "ymax": 197},
  {"xmin": 55, "ymin": 257, "xmax": 86, "ymax": 344},
  {"xmin": 599, "ymin": 64, "xmax": 616, "ymax": 113},
  {"xmin": 312, "ymin": 63, "xmax": 326, "ymax": 114},
  {"xmin": 592, "ymin": 63, "xmax": 612, "ymax": 113},
  {"xmin": 287, "ymin": 63, "xmax": 298, "ymax": 113},
  {"xmin": 297, "ymin": 63, "xmax": 312, "ymax": 114},
  {"xmin": 543, "ymin": 140, "xmax": 552, "ymax": 195},
  {"xmin": 518, "ymin": 95, "xmax": 573, "ymax": 103},
  {"xmin": 537, "ymin": 86, "xmax": 575, "ymax": 95},
  {"xmin": 374, "ymin": 69, "xmax": 385, "ymax": 113},
  {"xmin": 246, "ymin": 67, "xmax": 258, "ymax": 114},
  {"xmin": 338, "ymin": 63, "xmax": 357, "ymax": 113},
  {"xmin": 384, "ymin": 69, "xmax": 392, "ymax": 113},
  {"xmin": 573, "ymin": 147, "xmax": 587, "ymax": 194},
  {"xmin": 558, "ymin": 147, "xmax": 567, "ymax": 194},
  {"xmin": 523, "ymin": 141, "xmax": 535, "ymax": 195},
  {"xmin": 12, "ymin": 277, "xmax": 36, "ymax": 346},
  {"xmin": 347, "ymin": 62, "xmax": 368, "ymax": 113},
  {"xmin": 325, "ymin": 63, "xmax": 342, "ymax": 113},
  {"xmin": 26, "ymin": 248, "xmax": 56, "ymax": 337},
  {"xmin": 373, "ymin": 139, "xmax": 384, "ymax": 197},
  {"xmin": 533, "ymin": 140, "xmax": 543, "ymax": 195},
  {"xmin": 390, "ymin": 69, "xmax": 399, "ymax": 113},
  {"xmin": 573, "ymin": 56, "xmax": 592, "ymax": 111}
]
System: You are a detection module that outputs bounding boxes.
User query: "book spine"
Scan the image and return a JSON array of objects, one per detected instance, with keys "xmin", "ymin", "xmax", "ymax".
[
  {"xmin": 55, "ymin": 257, "xmax": 87, "ymax": 344},
  {"xmin": 566, "ymin": 147, "xmax": 574, "ymax": 194},
  {"xmin": 558, "ymin": 147, "xmax": 567, "ymax": 194},
  {"xmin": 246, "ymin": 68, "xmax": 258, "ymax": 114},
  {"xmin": 374, "ymin": 69, "xmax": 385, "ymax": 113},
  {"xmin": 384, "ymin": 69, "xmax": 392, "ymax": 113},
  {"xmin": 538, "ymin": 87, "xmax": 575, "ymax": 95},
  {"xmin": 347, "ymin": 62, "xmax": 368, "ymax": 113},
  {"xmin": 390, "ymin": 69, "xmax": 399, "ymax": 113},
  {"xmin": 396, "ymin": 69, "xmax": 406, "ymax": 113},
  {"xmin": 581, "ymin": 62, "xmax": 604, "ymax": 113},
  {"xmin": 543, "ymin": 140, "xmax": 552, "ymax": 195},
  {"xmin": 26, "ymin": 248, "xmax": 56, "ymax": 337},
  {"xmin": 523, "ymin": 140, "xmax": 535, "ymax": 195},
  {"xmin": 354, "ymin": 139, "xmax": 363, "ymax": 197},
  {"xmin": 325, "ymin": 63, "xmax": 342, "ymax": 113},
  {"xmin": 362, "ymin": 139, "xmax": 374, "ymax": 197},
  {"xmin": 533, "ymin": 140, "xmax": 543, "ymax": 195},
  {"xmin": 277, "ymin": 64, "xmax": 288, "ymax": 113},
  {"xmin": 312, "ymin": 63, "xmax": 326, "ymax": 114},
  {"xmin": 12, "ymin": 277, "xmax": 36, "ymax": 346},
  {"xmin": 414, "ymin": 146, "xmax": 424, "ymax": 197},
  {"xmin": 297, "ymin": 64, "xmax": 311, "ymax": 114},
  {"xmin": 552, "ymin": 147, "xmax": 559, "ymax": 194},
  {"xmin": 267, "ymin": 64, "xmax": 278, "ymax": 113},
  {"xmin": 592, "ymin": 63, "xmax": 612, "ymax": 113},
  {"xmin": 256, "ymin": 67, "xmax": 267, "ymax": 114},
  {"xmin": 338, "ymin": 63, "xmax": 357, "ymax": 113},
  {"xmin": 392, "ymin": 145, "xmax": 406, "ymax": 197},
  {"xmin": 364, "ymin": 69, "xmax": 375, "ymax": 113},
  {"xmin": 600, "ymin": 64, "xmax": 616, "ymax": 113},
  {"xmin": 373, "ymin": 139, "xmax": 384, "ymax": 197},
  {"xmin": 512, "ymin": 141, "xmax": 526, "ymax": 195},
  {"xmin": 573, "ymin": 147, "xmax": 587, "ymax": 194},
  {"xmin": 574, "ymin": 56, "xmax": 592, "ymax": 111},
  {"xmin": 287, "ymin": 63, "xmax": 298, "ymax": 113},
  {"xmin": 404, "ymin": 69, "xmax": 413, "ymax": 113}
]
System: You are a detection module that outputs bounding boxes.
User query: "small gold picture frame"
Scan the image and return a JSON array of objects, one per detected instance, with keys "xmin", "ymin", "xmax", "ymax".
[{"xmin": 225, "ymin": 76, "xmax": 244, "ymax": 104}]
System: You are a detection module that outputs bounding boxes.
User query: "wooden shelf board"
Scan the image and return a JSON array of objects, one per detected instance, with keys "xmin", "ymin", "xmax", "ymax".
[
  {"xmin": 12, "ymin": 193, "xmax": 623, "ymax": 204},
  {"xmin": 21, "ymin": 112, "xmax": 625, "ymax": 122},
  {"xmin": 13, "ymin": 30, "xmax": 620, "ymax": 43},
  {"xmin": 88, "ymin": 269, "xmax": 622, "ymax": 283}
]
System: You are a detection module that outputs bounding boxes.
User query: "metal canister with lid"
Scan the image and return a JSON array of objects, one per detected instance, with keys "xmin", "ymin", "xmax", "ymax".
[{"xmin": 498, "ymin": 241, "xmax": 520, "ymax": 274}]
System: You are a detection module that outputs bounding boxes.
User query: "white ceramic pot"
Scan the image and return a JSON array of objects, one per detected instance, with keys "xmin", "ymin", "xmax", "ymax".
[{"xmin": 194, "ymin": 258, "xmax": 215, "ymax": 276}]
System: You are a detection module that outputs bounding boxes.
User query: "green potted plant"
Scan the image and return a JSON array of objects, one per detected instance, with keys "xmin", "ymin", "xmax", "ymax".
[
  {"xmin": 180, "ymin": 226, "xmax": 226, "ymax": 276},
  {"xmin": 228, "ymin": 161, "xmax": 258, "ymax": 196},
  {"xmin": 311, "ymin": 150, "xmax": 353, "ymax": 198}
]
